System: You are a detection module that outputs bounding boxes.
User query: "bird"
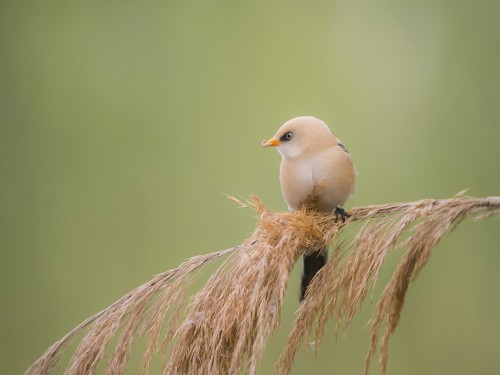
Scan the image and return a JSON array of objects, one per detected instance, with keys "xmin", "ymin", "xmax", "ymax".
[{"xmin": 261, "ymin": 116, "xmax": 356, "ymax": 302}]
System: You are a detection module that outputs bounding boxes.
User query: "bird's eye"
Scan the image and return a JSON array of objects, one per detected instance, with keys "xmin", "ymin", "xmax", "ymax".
[{"xmin": 281, "ymin": 131, "xmax": 293, "ymax": 141}]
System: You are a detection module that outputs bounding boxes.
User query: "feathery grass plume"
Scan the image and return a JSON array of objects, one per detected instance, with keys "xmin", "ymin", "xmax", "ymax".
[
  {"xmin": 25, "ymin": 194, "xmax": 500, "ymax": 375},
  {"xmin": 276, "ymin": 195, "xmax": 500, "ymax": 375},
  {"xmin": 25, "ymin": 247, "xmax": 237, "ymax": 375}
]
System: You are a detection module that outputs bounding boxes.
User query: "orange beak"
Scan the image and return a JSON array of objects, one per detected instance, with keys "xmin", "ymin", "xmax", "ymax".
[{"xmin": 261, "ymin": 138, "xmax": 280, "ymax": 147}]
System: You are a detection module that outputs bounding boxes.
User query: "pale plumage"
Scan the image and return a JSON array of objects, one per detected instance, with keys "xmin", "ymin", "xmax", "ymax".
[{"xmin": 262, "ymin": 116, "xmax": 356, "ymax": 301}]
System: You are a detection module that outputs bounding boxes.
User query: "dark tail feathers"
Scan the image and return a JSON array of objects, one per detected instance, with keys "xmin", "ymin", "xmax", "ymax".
[{"xmin": 299, "ymin": 248, "xmax": 328, "ymax": 302}]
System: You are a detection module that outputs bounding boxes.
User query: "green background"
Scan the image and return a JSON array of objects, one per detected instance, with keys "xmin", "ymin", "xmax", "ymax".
[{"xmin": 2, "ymin": 1, "xmax": 499, "ymax": 374}]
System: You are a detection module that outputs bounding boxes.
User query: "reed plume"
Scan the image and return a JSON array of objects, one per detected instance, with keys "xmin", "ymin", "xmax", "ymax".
[{"xmin": 25, "ymin": 194, "xmax": 500, "ymax": 375}]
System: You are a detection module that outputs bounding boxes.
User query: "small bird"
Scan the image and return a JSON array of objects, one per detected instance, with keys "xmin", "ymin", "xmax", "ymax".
[{"xmin": 262, "ymin": 116, "xmax": 356, "ymax": 301}]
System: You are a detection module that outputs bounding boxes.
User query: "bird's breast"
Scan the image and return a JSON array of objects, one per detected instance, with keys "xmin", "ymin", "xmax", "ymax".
[
  {"xmin": 280, "ymin": 160, "xmax": 313, "ymax": 211},
  {"xmin": 279, "ymin": 148, "xmax": 355, "ymax": 212}
]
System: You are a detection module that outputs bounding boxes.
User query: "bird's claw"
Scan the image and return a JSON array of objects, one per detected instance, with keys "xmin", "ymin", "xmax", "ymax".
[{"xmin": 334, "ymin": 207, "xmax": 349, "ymax": 222}]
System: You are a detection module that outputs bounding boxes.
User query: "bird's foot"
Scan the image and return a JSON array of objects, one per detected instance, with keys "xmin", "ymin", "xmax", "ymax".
[{"xmin": 334, "ymin": 207, "xmax": 349, "ymax": 222}]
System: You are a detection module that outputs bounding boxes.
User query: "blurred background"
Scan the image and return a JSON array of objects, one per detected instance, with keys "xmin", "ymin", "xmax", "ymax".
[{"xmin": 1, "ymin": 1, "xmax": 499, "ymax": 374}]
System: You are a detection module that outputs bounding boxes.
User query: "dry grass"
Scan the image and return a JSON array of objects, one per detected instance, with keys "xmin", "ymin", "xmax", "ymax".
[{"xmin": 26, "ymin": 194, "xmax": 500, "ymax": 375}]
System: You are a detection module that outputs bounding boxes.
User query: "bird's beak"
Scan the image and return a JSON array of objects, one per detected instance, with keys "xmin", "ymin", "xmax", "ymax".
[{"xmin": 261, "ymin": 138, "xmax": 280, "ymax": 147}]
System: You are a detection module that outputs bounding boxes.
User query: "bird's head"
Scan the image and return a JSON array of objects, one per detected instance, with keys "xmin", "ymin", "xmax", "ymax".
[{"xmin": 261, "ymin": 116, "xmax": 336, "ymax": 159}]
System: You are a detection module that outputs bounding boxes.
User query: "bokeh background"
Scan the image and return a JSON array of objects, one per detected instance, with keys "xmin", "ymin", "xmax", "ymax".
[{"xmin": 2, "ymin": 1, "xmax": 499, "ymax": 374}]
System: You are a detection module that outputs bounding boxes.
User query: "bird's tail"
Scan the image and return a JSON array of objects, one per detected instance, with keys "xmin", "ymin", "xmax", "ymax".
[{"xmin": 299, "ymin": 248, "xmax": 328, "ymax": 302}]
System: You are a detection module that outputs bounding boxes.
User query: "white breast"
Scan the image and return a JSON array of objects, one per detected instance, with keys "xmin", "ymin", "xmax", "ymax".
[{"xmin": 280, "ymin": 147, "xmax": 354, "ymax": 212}]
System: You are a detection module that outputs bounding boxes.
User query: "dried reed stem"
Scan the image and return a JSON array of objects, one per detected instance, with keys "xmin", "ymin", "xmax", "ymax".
[{"xmin": 25, "ymin": 194, "xmax": 500, "ymax": 375}]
